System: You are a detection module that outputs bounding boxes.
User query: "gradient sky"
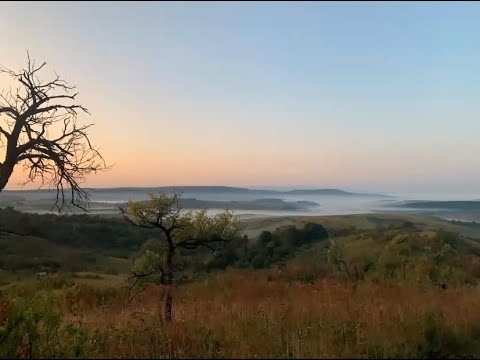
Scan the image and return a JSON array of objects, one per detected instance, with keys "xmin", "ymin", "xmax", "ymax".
[{"xmin": 1, "ymin": 1, "xmax": 480, "ymax": 195}]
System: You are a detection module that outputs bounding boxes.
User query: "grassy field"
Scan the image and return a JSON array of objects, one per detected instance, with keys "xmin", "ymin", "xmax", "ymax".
[
  {"xmin": 1, "ymin": 269, "xmax": 480, "ymax": 359},
  {"xmin": 243, "ymin": 212, "xmax": 480, "ymax": 238},
  {"xmin": 2, "ymin": 212, "xmax": 480, "ymax": 358}
]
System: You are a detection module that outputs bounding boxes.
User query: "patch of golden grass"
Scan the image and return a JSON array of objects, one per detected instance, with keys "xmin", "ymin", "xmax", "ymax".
[{"xmin": 45, "ymin": 269, "xmax": 480, "ymax": 358}]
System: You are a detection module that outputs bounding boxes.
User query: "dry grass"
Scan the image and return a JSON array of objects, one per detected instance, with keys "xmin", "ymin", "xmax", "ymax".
[{"xmin": 22, "ymin": 269, "xmax": 478, "ymax": 359}]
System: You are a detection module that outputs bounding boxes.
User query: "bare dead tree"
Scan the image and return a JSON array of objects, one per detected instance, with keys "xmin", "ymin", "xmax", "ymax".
[{"xmin": 0, "ymin": 53, "xmax": 107, "ymax": 211}]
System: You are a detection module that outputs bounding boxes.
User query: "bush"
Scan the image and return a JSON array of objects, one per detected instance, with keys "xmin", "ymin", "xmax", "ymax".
[{"xmin": 0, "ymin": 290, "xmax": 91, "ymax": 358}]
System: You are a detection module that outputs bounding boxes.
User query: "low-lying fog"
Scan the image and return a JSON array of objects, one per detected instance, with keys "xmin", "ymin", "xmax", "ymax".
[{"xmin": 2, "ymin": 188, "xmax": 480, "ymax": 221}]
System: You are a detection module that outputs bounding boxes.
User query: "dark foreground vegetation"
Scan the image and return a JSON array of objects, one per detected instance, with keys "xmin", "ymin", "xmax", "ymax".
[
  {"xmin": 1, "ymin": 208, "xmax": 480, "ymax": 358},
  {"xmin": 2, "ymin": 269, "xmax": 480, "ymax": 358}
]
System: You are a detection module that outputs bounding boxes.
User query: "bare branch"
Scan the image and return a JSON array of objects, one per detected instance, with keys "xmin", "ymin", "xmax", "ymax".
[
  {"xmin": 0, "ymin": 126, "xmax": 11, "ymax": 140},
  {"xmin": 0, "ymin": 54, "xmax": 108, "ymax": 211}
]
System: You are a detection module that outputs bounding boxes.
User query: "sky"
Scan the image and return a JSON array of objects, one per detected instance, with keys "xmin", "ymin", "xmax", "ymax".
[{"xmin": 1, "ymin": 1, "xmax": 480, "ymax": 195}]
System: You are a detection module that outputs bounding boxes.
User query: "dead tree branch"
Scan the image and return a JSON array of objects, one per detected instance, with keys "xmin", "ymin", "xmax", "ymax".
[{"xmin": 0, "ymin": 53, "xmax": 108, "ymax": 211}]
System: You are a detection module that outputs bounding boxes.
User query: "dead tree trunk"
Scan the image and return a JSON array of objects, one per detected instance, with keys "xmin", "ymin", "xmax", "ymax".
[{"xmin": 0, "ymin": 163, "xmax": 14, "ymax": 193}]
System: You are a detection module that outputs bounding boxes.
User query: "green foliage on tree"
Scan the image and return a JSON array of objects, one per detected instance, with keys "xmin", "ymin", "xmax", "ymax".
[
  {"xmin": 121, "ymin": 192, "xmax": 242, "ymax": 321},
  {"xmin": 207, "ymin": 222, "xmax": 330, "ymax": 271}
]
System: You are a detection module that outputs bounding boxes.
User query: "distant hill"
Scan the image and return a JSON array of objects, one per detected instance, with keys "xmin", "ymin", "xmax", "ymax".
[
  {"xmin": 0, "ymin": 195, "xmax": 320, "ymax": 213},
  {"xmin": 283, "ymin": 189, "xmax": 390, "ymax": 197},
  {"xmin": 286, "ymin": 189, "xmax": 353, "ymax": 195},
  {"xmin": 2, "ymin": 186, "xmax": 389, "ymax": 198},
  {"xmin": 85, "ymin": 186, "xmax": 389, "ymax": 197},
  {"xmin": 91, "ymin": 186, "xmax": 255, "ymax": 194},
  {"xmin": 179, "ymin": 198, "xmax": 320, "ymax": 211},
  {"xmin": 0, "ymin": 187, "xmax": 389, "ymax": 214},
  {"xmin": 397, "ymin": 201, "xmax": 480, "ymax": 211}
]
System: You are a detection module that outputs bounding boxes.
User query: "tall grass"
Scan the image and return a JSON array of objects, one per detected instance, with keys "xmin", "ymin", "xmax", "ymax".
[{"xmin": 2, "ymin": 268, "xmax": 480, "ymax": 358}]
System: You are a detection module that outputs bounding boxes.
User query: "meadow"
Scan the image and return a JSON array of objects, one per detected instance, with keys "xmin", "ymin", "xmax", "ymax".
[
  {"xmin": 1, "ymin": 210, "xmax": 480, "ymax": 358},
  {"xmin": 1, "ymin": 269, "xmax": 480, "ymax": 359}
]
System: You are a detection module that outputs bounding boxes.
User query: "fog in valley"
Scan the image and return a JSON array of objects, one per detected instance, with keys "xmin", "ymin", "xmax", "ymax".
[{"xmin": 2, "ymin": 187, "xmax": 480, "ymax": 222}]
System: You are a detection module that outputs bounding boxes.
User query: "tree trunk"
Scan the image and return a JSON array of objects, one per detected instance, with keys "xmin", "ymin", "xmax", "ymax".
[
  {"xmin": 164, "ymin": 244, "xmax": 174, "ymax": 322},
  {"xmin": 0, "ymin": 163, "xmax": 14, "ymax": 192},
  {"xmin": 164, "ymin": 290, "xmax": 173, "ymax": 322},
  {"xmin": 341, "ymin": 261, "xmax": 351, "ymax": 281},
  {"xmin": 353, "ymin": 265, "xmax": 359, "ymax": 282}
]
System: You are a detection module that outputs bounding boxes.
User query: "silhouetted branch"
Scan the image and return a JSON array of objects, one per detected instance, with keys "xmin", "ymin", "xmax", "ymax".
[
  {"xmin": 0, "ymin": 53, "xmax": 108, "ymax": 211},
  {"xmin": 126, "ymin": 270, "xmax": 155, "ymax": 304}
]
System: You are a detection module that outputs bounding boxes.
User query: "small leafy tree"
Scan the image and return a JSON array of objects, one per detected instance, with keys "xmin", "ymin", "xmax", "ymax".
[
  {"xmin": 120, "ymin": 192, "xmax": 242, "ymax": 322},
  {"xmin": 424, "ymin": 243, "xmax": 457, "ymax": 289},
  {"xmin": 377, "ymin": 234, "xmax": 412, "ymax": 281},
  {"xmin": 326, "ymin": 237, "xmax": 362, "ymax": 283},
  {"xmin": 258, "ymin": 230, "xmax": 273, "ymax": 245}
]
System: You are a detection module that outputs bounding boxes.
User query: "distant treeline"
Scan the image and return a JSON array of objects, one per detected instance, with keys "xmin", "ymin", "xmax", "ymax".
[
  {"xmin": 206, "ymin": 223, "xmax": 329, "ymax": 270},
  {"xmin": 0, "ymin": 207, "xmax": 329, "ymax": 276}
]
